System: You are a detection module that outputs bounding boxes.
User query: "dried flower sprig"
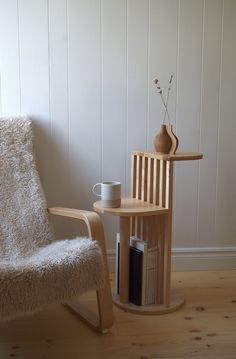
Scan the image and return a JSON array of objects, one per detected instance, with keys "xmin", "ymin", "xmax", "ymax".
[
  {"xmin": 154, "ymin": 75, "xmax": 173, "ymax": 125},
  {"xmin": 164, "ymin": 75, "xmax": 173, "ymax": 124}
]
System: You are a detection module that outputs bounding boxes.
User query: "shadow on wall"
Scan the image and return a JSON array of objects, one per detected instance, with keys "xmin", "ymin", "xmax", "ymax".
[{"xmin": 32, "ymin": 119, "xmax": 87, "ymax": 240}]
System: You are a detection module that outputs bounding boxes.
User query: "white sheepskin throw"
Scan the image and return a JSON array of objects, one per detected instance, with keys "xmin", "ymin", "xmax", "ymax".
[{"xmin": 0, "ymin": 116, "xmax": 105, "ymax": 320}]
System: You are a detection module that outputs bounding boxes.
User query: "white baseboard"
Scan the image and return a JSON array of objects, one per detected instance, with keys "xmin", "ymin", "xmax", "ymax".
[{"xmin": 107, "ymin": 247, "xmax": 236, "ymax": 272}]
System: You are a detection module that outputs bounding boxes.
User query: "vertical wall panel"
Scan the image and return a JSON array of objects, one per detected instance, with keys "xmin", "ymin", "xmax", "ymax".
[
  {"xmin": 197, "ymin": 0, "xmax": 222, "ymax": 247},
  {"xmin": 215, "ymin": 0, "xmax": 236, "ymax": 246},
  {"xmin": 18, "ymin": 0, "xmax": 50, "ymax": 190},
  {"xmin": 148, "ymin": 0, "xmax": 179, "ymax": 149},
  {"xmin": 48, "ymin": 0, "xmax": 78, "ymax": 239},
  {"xmin": 126, "ymin": 0, "xmax": 149, "ymax": 191},
  {"xmin": 102, "ymin": 0, "xmax": 127, "ymax": 248},
  {"xmin": 48, "ymin": 0, "xmax": 69, "ymax": 205},
  {"xmin": 102, "ymin": 0, "xmax": 127, "ymax": 185},
  {"xmin": 67, "ymin": 0, "xmax": 101, "ymax": 209},
  {"xmin": 0, "ymin": 0, "xmax": 21, "ymax": 115},
  {"xmin": 174, "ymin": 0, "xmax": 204, "ymax": 248}
]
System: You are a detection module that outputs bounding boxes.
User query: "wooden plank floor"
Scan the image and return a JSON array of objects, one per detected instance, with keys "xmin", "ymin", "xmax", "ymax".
[{"xmin": 0, "ymin": 270, "xmax": 236, "ymax": 359}]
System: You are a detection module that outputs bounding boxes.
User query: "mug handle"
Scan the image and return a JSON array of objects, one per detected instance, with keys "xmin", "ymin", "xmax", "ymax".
[{"xmin": 92, "ymin": 183, "xmax": 102, "ymax": 197}]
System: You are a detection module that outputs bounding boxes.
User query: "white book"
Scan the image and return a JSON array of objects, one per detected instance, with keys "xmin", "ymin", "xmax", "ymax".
[
  {"xmin": 145, "ymin": 267, "xmax": 158, "ymax": 305},
  {"xmin": 147, "ymin": 247, "xmax": 158, "ymax": 270}
]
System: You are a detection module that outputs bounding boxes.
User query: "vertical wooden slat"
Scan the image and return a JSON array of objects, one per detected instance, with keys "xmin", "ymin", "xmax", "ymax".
[
  {"xmin": 137, "ymin": 217, "xmax": 142, "ymax": 238},
  {"xmin": 142, "ymin": 217, "xmax": 147, "ymax": 241},
  {"xmin": 159, "ymin": 160, "xmax": 164, "ymax": 206},
  {"xmin": 141, "ymin": 155, "xmax": 146, "ymax": 200},
  {"xmin": 119, "ymin": 216, "xmax": 130, "ymax": 303},
  {"xmin": 147, "ymin": 157, "xmax": 152, "ymax": 202},
  {"xmin": 152, "ymin": 159, "xmax": 159, "ymax": 205},
  {"xmin": 135, "ymin": 217, "xmax": 138, "ymax": 237},
  {"xmin": 147, "ymin": 216, "xmax": 152, "ymax": 245},
  {"xmin": 150, "ymin": 215, "xmax": 156, "ymax": 247},
  {"xmin": 145, "ymin": 216, "xmax": 150, "ymax": 242},
  {"xmin": 157, "ymin": 215, "xmax": 164, "ymax": 304},
  {"xmin": 163, "ymin": 161, "xmax": 174, "ymax": 307},
  {"xmin": 162, "ymin": 161, "xmax": 167, "ymax": 207},
  {"xmin": 159, "ymin": 160, "xmax": 167, "ymax": 208},
  {"xmin": 140, "ymin": 217, "xmax": 144, "ymax": 239},
  {"xmin": 135, "ymin": 155, "xmax": 142, "ymax": 199},
  {"xmin": 165, "ymin": 161, "xmax": 170, "ymax": 208},
  {"xmin": 130, "ymin": 216, "xmax": 135, "ymax": 236},
  {"xmin": 131, "ymin": 154, "xmax": 137, "ymax": 198}
]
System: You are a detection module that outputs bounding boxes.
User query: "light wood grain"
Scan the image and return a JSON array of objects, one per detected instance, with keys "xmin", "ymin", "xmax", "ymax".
[
  {"xmin": 93, "ymin": 197, "xmax": 169, "ymax": 216},
  {"xmin": 119, "ymin": 216, "xmax": 130, "ymax": 303},
  {"xmin": 132, "ymin": 151, "xmax": 203, "ymax": 161},
  {"xmin": 157, "ymin": 215, "xmax": 165, "ymax": 304},
  {"xmin": 48, "ymin": 207, "xmax": 114, "ymax": 332},
  {"xmin": 0, "ymin": 270, "xmax": 235, "ymax": 358},
  {"xmin": 94, "ymin": 150, "xmax": 201, "ymax": 313},
  {"xmin": 163, "ymin": 161, "xmax": 174, "ymax": 307},
  {"xmin": 113, "ymin": 289, "xmax": 184, "ymax": 315}
]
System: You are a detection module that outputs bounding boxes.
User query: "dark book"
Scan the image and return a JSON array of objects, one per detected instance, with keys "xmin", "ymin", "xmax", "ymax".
[{"xmin": 129, "ymin": 246, "xmax": 143, "ymax": 306}]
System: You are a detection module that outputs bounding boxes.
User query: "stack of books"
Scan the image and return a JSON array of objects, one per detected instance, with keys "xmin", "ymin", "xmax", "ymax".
[{"xmin": 116, "ymin": 234, "xmax": 158, "ymax": 306}]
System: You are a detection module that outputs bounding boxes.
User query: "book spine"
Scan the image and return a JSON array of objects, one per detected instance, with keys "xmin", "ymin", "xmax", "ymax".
[
  {"xmin": 115, "ymin": 233, "xmax": 120, "ymax": 294},
  {"xmin": 130, "ymin": 237, "xmax": 147, "ymax": 305},
  {"xmin": 129, "ymin": 247, "xmax": 143, "ymax": 305}
]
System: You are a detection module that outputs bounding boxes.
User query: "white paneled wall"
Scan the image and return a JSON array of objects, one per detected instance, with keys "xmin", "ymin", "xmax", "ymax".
[{"xmin": 0, "ymin": 0, "xmax": 235, "ymax": 269}]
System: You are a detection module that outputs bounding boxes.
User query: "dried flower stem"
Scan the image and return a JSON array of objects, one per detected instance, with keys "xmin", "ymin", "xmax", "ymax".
[
  {"xmin": 160, "ymin": 91, "xmax": 171, "ymax": 124},
  {"xmin": 154, "ymin": 78, "xmax": 171, "ymax": 124},
  {"xmin": 164, "ymin": 74, "xmax": 173, "ymax": 124}
]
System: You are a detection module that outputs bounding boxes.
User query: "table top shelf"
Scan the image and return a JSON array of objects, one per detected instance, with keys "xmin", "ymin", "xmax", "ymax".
[
  {"xmin": 93, "ymin": 197, "xmax": 169, "ymax": 216},
  {"xmin": 132, "ymin": 151, "xmax": 203, "ymax": 161}
]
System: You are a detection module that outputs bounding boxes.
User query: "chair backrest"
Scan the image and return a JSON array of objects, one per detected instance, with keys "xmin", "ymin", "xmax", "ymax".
[
  {"xmin": 131, "ymin": 151, "xmax": 172, "ymax": 207},
  {"xmin": 0, "ymin": 117, "xmax": 54, "ymax": 261},
  {"xmin": 130, "ymin": 151, "xmax": 172, "ymax": 246}
]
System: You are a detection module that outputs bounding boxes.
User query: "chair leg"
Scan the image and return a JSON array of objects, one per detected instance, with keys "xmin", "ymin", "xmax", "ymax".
[
  {"xmin": 65, "ymin": 218, "xmax": 114, "ymax": 333},
  {"xmin": 65, "ymin": 277, "xmax": 114, "ymax": 333},
  {"xmin": 48, "ymin": 208, "xmax": 114, "ymax": 332},
  {"xmin": 67, "ymin": 211, "xmax": 114, "ymax": 332}
]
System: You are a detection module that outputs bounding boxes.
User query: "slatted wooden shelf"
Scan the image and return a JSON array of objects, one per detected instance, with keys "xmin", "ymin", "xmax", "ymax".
[{"xmin": 94, "ymin": 150, "xmax": 203, "ymax": 314}]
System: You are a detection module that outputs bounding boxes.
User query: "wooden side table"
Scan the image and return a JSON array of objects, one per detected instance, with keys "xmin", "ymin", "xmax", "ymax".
[{"xmin": 94, "ymin": 151, "xmax": 203, "ymax": 315}]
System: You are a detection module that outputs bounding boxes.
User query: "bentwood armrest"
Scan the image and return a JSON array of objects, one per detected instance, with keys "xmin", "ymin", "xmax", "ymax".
[
  {"xmin": 48, "ymin": 207, "xmax": 104, "ymax": 243},
  {"xmin": 48, "ymin": 206, "xmax": 114, "ymax": 333}
]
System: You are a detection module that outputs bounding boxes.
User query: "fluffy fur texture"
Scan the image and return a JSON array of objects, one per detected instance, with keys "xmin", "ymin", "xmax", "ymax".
[{"xmin": 0, "ymin": 117, "xmax": 105, "ymax": 320}]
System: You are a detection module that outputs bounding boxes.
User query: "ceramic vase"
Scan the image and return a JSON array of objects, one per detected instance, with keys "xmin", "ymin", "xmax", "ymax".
[{"xmin": 154, "ymin": 124, "xmax": 178, "ymax": 154}]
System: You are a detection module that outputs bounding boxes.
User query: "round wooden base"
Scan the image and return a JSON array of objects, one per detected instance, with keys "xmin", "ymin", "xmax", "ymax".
[{"xmin": 113, "ymin": 290, "xmax": 185, "ymax": 315}]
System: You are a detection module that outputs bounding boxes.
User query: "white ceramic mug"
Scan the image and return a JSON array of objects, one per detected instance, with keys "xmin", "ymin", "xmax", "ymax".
[{"xmin": 92, "ymin": 181, "xmax": 121, "ymax": 208}]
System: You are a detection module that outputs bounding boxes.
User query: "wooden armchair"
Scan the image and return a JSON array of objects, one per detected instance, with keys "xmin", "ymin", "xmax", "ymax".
[{"xmin": 0, "ymin": 116, "xmax": 113, "ymax": 334}]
